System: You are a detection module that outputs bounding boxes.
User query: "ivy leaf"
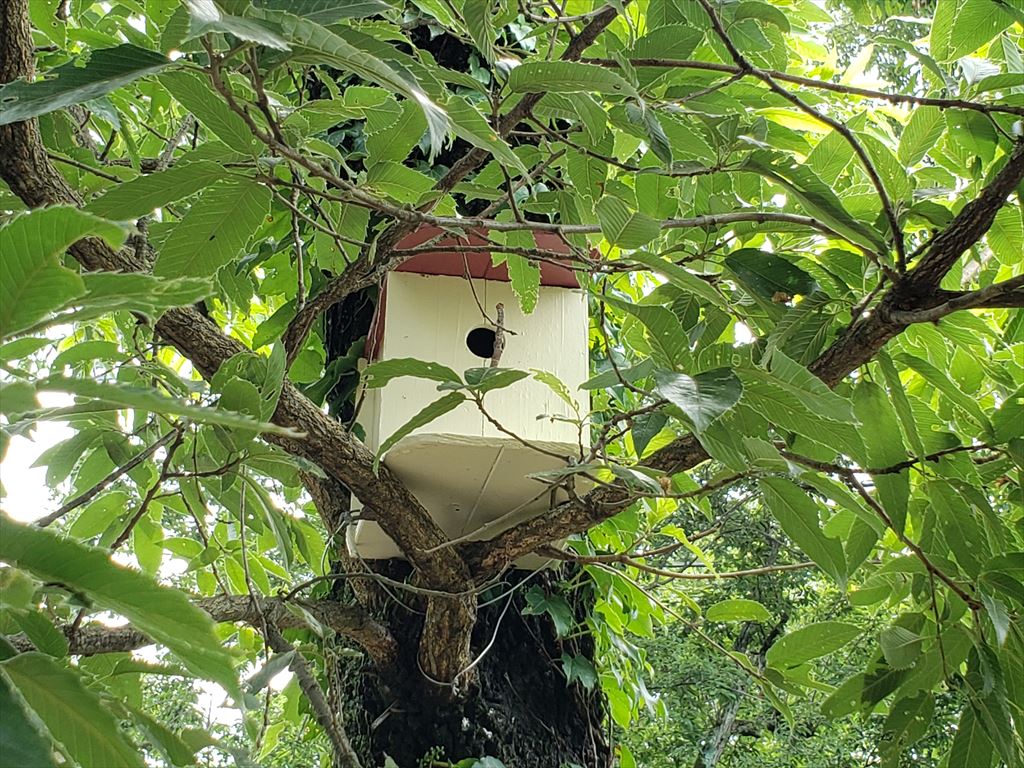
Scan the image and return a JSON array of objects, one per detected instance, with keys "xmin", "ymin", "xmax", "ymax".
[
  {"xmin": 154, "ymin": 179, "xmax": 271, "ymax": 279},
  {"xmin": 0, "ymin": 207, "xmax": 126, "ymax": 339},
  {"xmin": 1, "ymin": 653, "xmax": 142, "ymax": 767},
  {"xmin": 654, "ymin": 368, "xmax": 742, "ymax": 432},
  {"xmin": 0, "ymin": 45, "xmax": 169, "ymax": 125},
  {"xmin": 596, "ymin": 197, "xmax": 661, "ymax": 248},
  {"xmin": 0, "ymin": 515, "xmax": 241, "ymax": 700},
  {"xmin": 523, "ymin": 586, "xmax": 575, "ymax": 636},
  {"xmin": 561, "ymin": 653, "xmax": 598, "ymax": 689}
]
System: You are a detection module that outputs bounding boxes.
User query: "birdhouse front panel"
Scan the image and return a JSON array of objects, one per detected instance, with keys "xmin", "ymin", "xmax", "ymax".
[{"xmin": 348, "ymin": 242, "xmax": 590, "ymax": 562}]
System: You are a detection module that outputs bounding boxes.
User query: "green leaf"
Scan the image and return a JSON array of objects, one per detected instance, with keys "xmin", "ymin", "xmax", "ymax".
[
  {"xmin": 0, "ymin": 207, "xmax": 126, "ymax": 339},
  {"xmin": 654, "ymin": 368, "xmax": 742, "ymax": 432},
  {"xmin": 1, "ymin": 654, "xmax": 141, "ymax": 767},
  {"xmin": 632, "ymin": 25, "xmax": 703, "ymax": 59},
  {"xmin": 376, "ymin": 392, "xmax": 466, "ymax": 461},
  {"xmin": 507, "ymin": 62, "xmax": 639, "ymax": 98},
  {"xmin": 602, "ymin": 295, "xmax": 690, "ymax": 368},
  {"xmin": 160, "ymin": 71, "xmax": 257, "ymax": 155},
  {"xmin": 724, "ymin": 249, "xmax": 817, "ymax": 299},
  {"xmin": 596, "ymin": 197, "xmax": 661, "ymax": 248},
  {"xmin": 277, "ymin": 14, "xmax": 448, "ymax": 154},
  {"xmin": 507, "ymin": 254, "xmax": 540, "ymax": 314},
  {"xmin": 523, "ymin": 586, "xmax": 574, "ymax": 636},
  {"xmin": 879, "ymin": 692, "xmax": 934, "ymax": 764},
  {"xmin": 765, "ymin": 621, "xmax": 862, "ymax": 669},
  {"xmin": 853, "ymin": 380, "xmax": 909, "ymax": 533},
  {"xmin": 462, "ymin": 0, "xmax": 495, "ymax": 63},
  {"xmin": 742, "ymin": 151, "xmax": 886, "ymax": 254},
  {"xmin": 184, "ymin": 0, "xmax": 290, "ymax": 49},
  {"xmin": 0, "ymin": 674, "xmax": 58, "ymax": 768},
  {"xmin": 897, "ymin": 353, "xmax": 992, "ymax": 432},
  {"xmin": 250, "ymin": 0, "xmax": 395, "ymax": 22},
  {"xmin": 0, "ymin": 45, "xmax": 169, "ymax": 125},
  {"xmin": 930, "ymin": 0, "xmax": 1014, "ymax": 61},
  {"xmin": 85, "ymin": 161, "xmax": 227, "ymax": 220},
  {"xmin": 76, "ymin": 272, "xmax": 215, "ymax": 318},
  {"xmin": 0, "ymin": 516, "xmax": 240, "ymax": 699},
  {"xmin": 928, "ymin": 481, "xmax": 988, "ymax": 578},
  {"xmin": 446, "ymin": 96, "xmax": 530, "ymax": 178},
  {"xmin": 760, "ymin": 477, "xmax": 847, "ymax": 586},
  {"xmin": 879, "ymin": 626, "xmax": 924, "ymax": 670},
  {"xmin": 897, "ymin": 107, "xmax": 945, "ymax": 166},
  {"xmin": 948, "ymin": 707, "xmax": 994, "ymax": 768},
  {"xmin": 35, "ymin": 377, "xmax": 298, "ymax": 435},
  {"xmin": 561, "ymin": 653, "xmax": 598, "ymax": 689},
  {"xmin": 461, "ymin": 367, "xmax": 530, "ymax": 393},
  {"xmin": 705, "ymin": 598, "xmax": 773, "ymax": 623},
  {"xmin": 363, "ymin": 358, "xmax": 461, "ymax": 388},
  {"xmin": 154, "ymin": 179, "xmax": 271, "ymax": 278},
  {"xmin": 626, "ymin": 251, "xmax": 730, "ymax": 312}
]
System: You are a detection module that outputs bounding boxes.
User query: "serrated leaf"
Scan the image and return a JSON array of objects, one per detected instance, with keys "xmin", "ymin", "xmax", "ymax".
[
  {"xmin": 0, "ymin": 674, "xmax": 58, "ymax": 768},
  {"xmin": 0, "ymin": 207, "xmax": 126, "ymax": 339},
  {"xmin": 724, "ymin": 249, "xmax": 817, "ymax": 299},
  {"xmin": 765, "ymin": 621, "xmax": 862, "ymax": 669},
  {"xmin": 462, "ymin": 367, "xmax": 529, "ymax": 393},
  {"xmin": 853, "ymin": 380, "xmax": 909, "ymax": 533},
  {"xmin": 654, "ymin": 367, "xmax": 742, "ymax": 431},
  {"xmin": 376, "ymin": 392, "xmax": 466, "ymax": 461},
  {"xmin": 161, "ymin": 71, "xmax": 257, "ymax": 155},
  {"xmin": 363, "ymin": 358, "xmax": 461, "ymax": 388},
  {"xmin": 1, "ymin": 654, "xmax": 141, "ymax": 767},
  {"xmin": 627, "ymin": 251, "xmax": 730, "ymax": 311},
  {"xmin": 1, "ymin": 516, "xmax": 240, "ymax": 699},
  {"xmin": 930, "ymin": 0, "xmax": 1013, "ymax": 61},
  {"xmin": 86, "ymin": 161, "xmax": 227, "ymax": 220},
  {"xmin": 277, "ymin": 14, "xmax": 448, "ymax": 155},
  {"xmin": 507, "ymin": 253, "xmax": 540, "ymax": 314},
  {"xmin": 154, "ymin": 179, "xmax": 271, "ymax": 278},
  {"xmin": 185, "ymin": 0, "xmax": 290, "ymax": 49},
  {"xmin": 897, "ymin": 107, "xmax": 944, "ymax": 166},
  {"xmin": 602, "ymin": 295, "xmax": 690, "ymax": 368},
  {"xmin": 35, "ymin": 377, "xmax": 298, "ymax": 435},
  {"xmin": 705, "ymin": 598, "xmax": 772, "ymax": 623},
  {"xmin": 879, "ymin": 626, "xmax": 923, "ymax": 669},
  {"xmin": 0, "ymin": 45, "xmax": 169, "ymax": 125},
  {"xmin": 462, "ymin": 0, "xmax": 495, "ymax": 63},
  {"xmin": 596, "ymin": 196, "xmax": 660, "ymax": 248},
  {"xmin": 507, "ymin": 62, "xmax": 639, "ymax": 98},
  {"xmin": 760, "ymin": 477, "xmax": 847, "ymax": 586},
  {"xmin": 446, "ymin": 96, "xmax": 530, "ymax": 178},
  {"xmin": 250, "ymin": 0, "xmax": 394, "ymax": 21}
]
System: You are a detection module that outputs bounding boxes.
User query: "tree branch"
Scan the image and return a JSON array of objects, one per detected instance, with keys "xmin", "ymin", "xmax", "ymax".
[{"xmin": 7, "ymin": 595, "xmax": 397, "ymax": 665}]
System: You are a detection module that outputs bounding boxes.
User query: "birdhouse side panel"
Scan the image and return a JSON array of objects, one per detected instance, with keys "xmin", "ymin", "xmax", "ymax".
[{"xmin": 369, "ymin": 272, "xmax": 589, "ymax": 450}]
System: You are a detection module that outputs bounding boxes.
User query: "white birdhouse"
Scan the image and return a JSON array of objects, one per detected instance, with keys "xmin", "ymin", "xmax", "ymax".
[{"xmin": 347, "ymin": 227, "xmax": 590, "ymax": 562}]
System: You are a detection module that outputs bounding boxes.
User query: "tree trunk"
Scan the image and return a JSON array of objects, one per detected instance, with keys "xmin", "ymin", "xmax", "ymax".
[{"xmin": 333, "ymin": 566, "xmax": 609, "ymax": 767}]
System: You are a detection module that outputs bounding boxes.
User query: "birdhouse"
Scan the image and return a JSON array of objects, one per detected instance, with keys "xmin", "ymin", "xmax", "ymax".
[{"xmin": 347, "ymin": 227, "xmax": 590, "ymax": 562}]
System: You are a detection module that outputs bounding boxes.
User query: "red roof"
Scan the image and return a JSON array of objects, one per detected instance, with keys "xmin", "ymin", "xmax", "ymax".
[{"xmin": 393, "ymin": 226, "xmax": 580, "ymax": 288}]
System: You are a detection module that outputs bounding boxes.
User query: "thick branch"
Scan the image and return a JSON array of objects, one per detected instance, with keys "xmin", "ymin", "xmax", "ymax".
[{"xmin": 8, "ymin": 595, "xmax": 397, "ymax": 665}]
